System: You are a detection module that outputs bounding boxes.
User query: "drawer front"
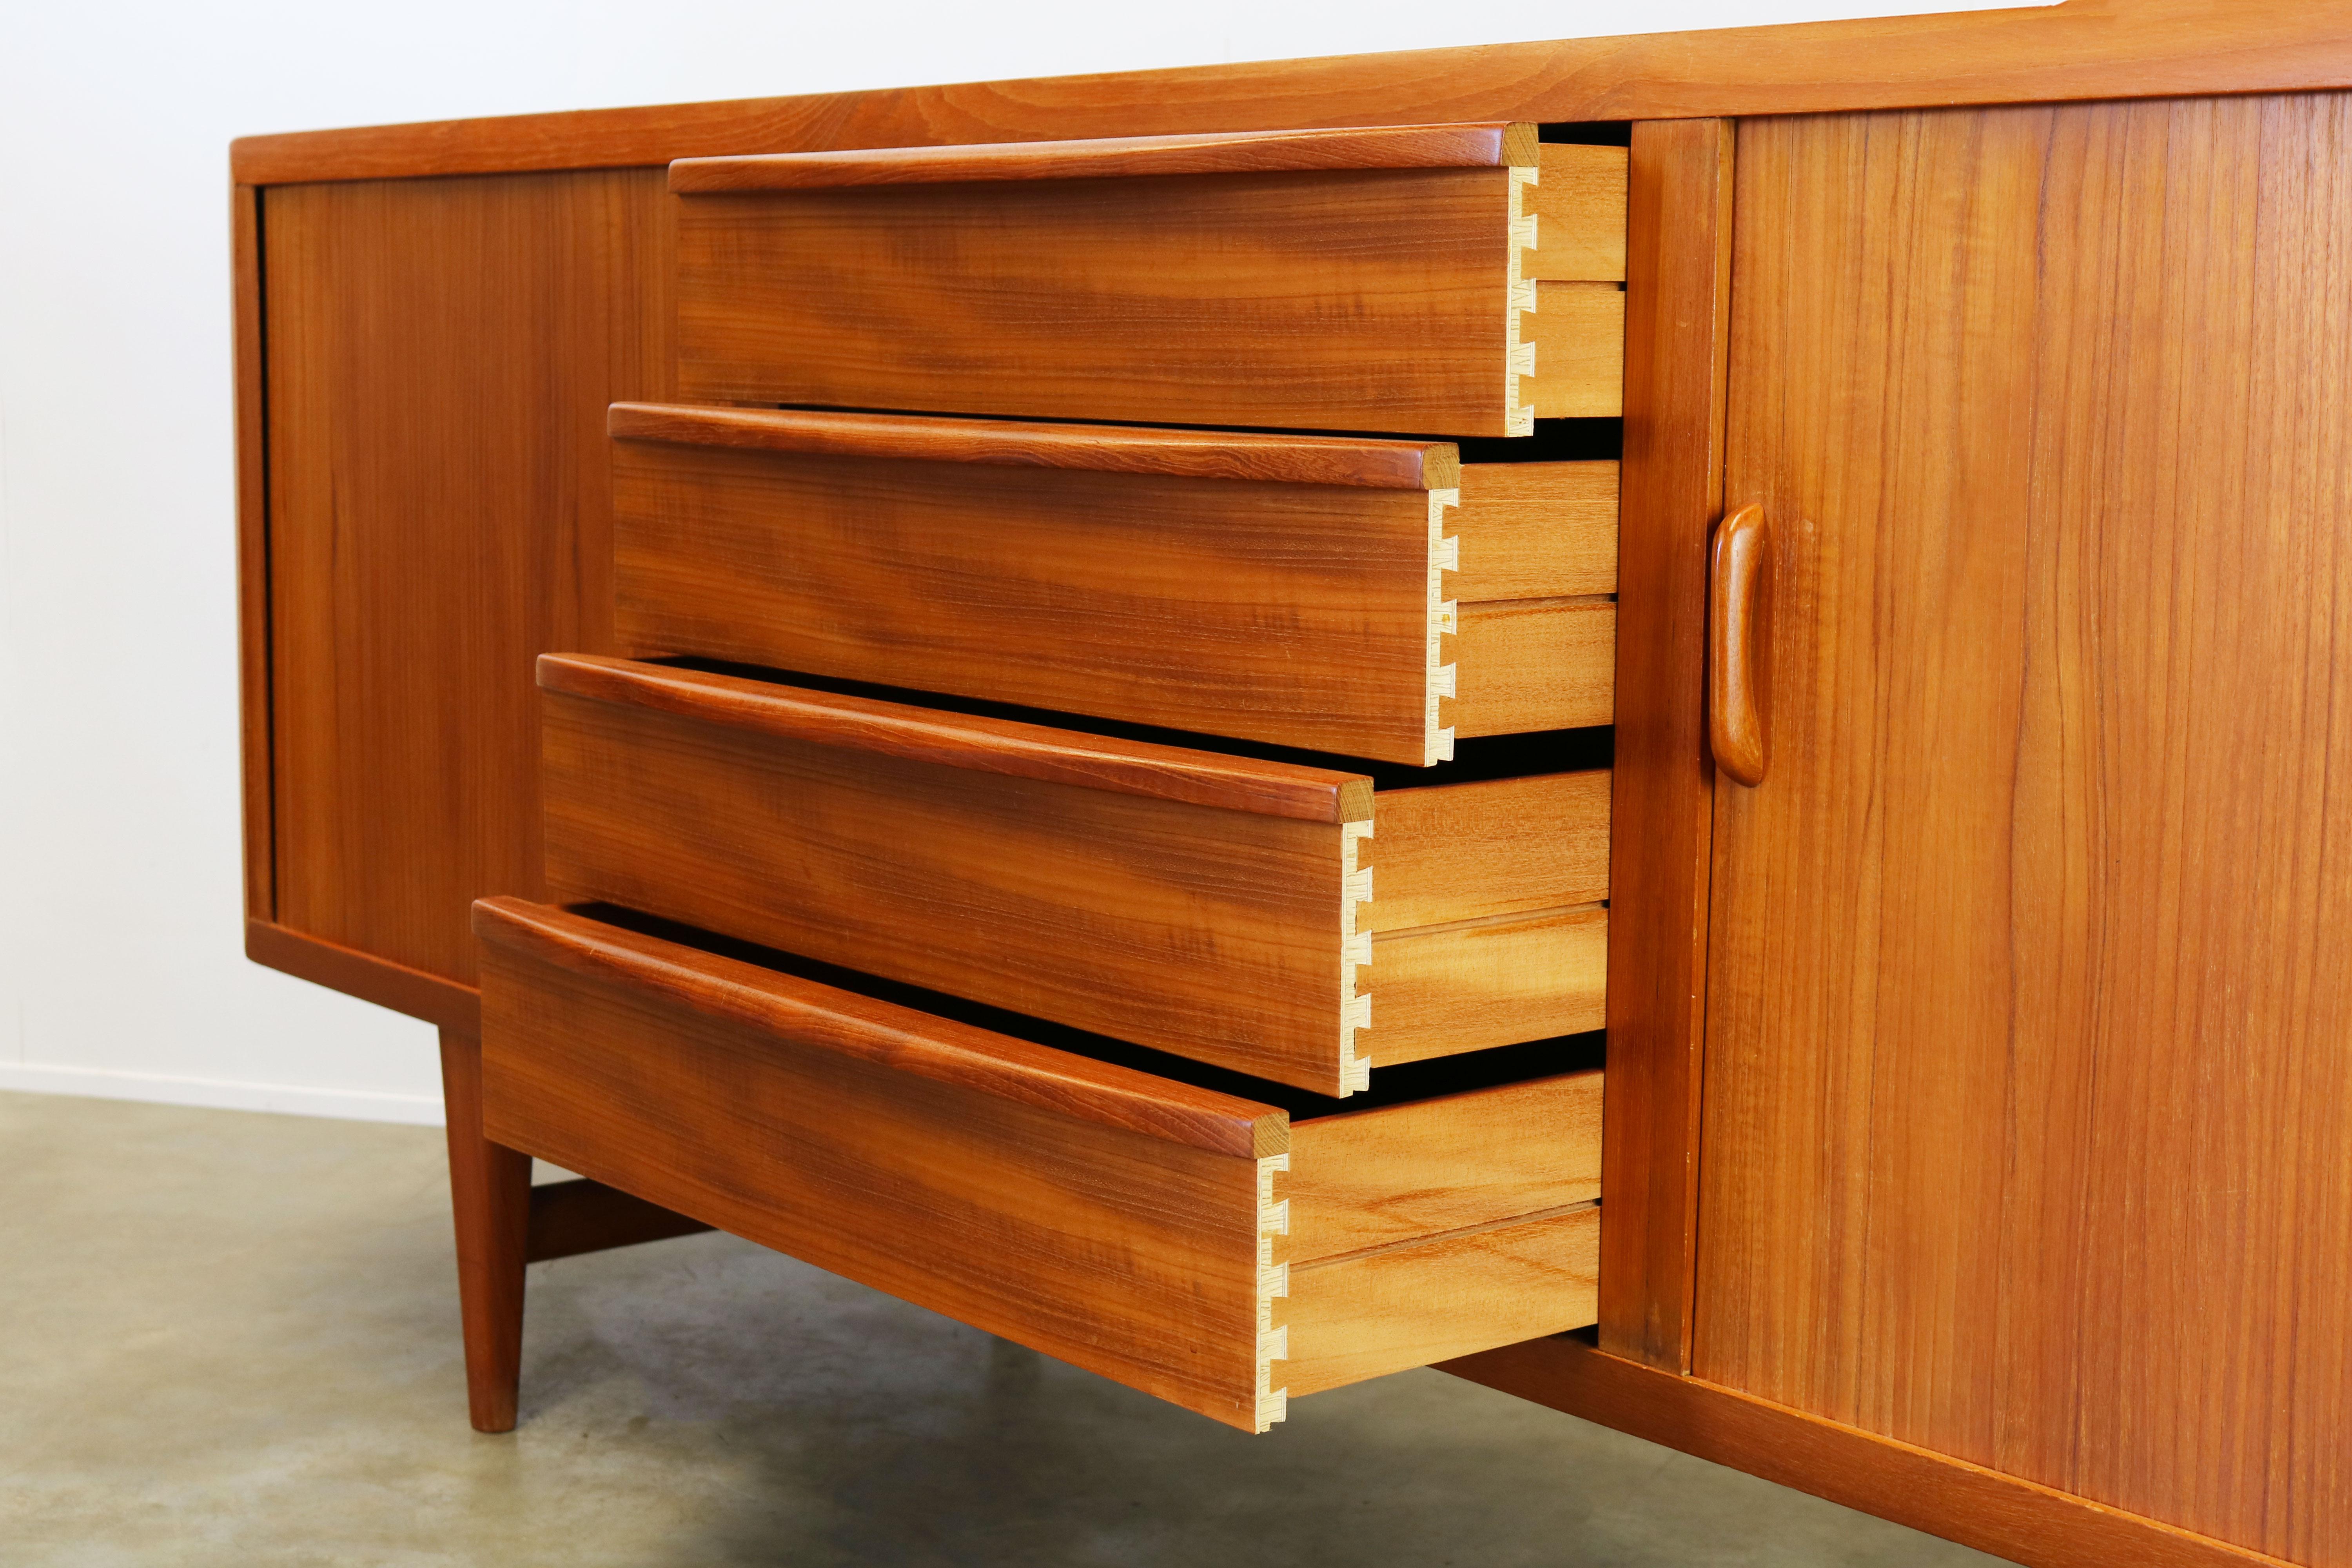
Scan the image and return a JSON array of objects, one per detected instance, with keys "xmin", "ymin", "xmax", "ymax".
[
  {"xmin": 671, "ymin": 126, "xmax": 1625, "ymax": 437},
  {"xmin": 474, "ymin": 899, "xmax": 1601, "ymax": 1432},
  {"xmin": 535, "ymin": 655, "xmax": 1608, "ymax": 1096},
  {"xmin": 610, "ymin": 404, "xmax": 1617, "ymax": 766}
]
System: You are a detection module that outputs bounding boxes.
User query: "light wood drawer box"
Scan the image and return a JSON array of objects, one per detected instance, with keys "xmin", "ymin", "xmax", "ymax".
[
  {"xmin": 537, "ymin": 654, "xmax": 1608, "ymax": 1096},
  {"xmin": 610, "ymin": 403, "xmax": 1616, "ymax": 766},
  {"xmin": 670, "ymin": 123, "xmax": 1625, "ymax": 437},
  {"xmin": 475, "ymin": 898, "xmax": 1602, "ymax": 1433}
]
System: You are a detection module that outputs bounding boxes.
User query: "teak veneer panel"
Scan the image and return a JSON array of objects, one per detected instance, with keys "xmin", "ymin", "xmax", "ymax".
[
  {"xmin": 537, "ymin": 656, "xmax": 1604, "ymax": 1095},
  {"xmin": 1287, "ymin": 1073, "xmax": 1602, "ymax": 1261},
  {"xmin": 1703, "ymin": 95, "xmax": 2352, "ymax": 1566},
  {"xmin": 476, "ymin": 901, "xmax": 1603, "ymax": 1432},
  {"xmin": 674, "ymin": 123, "xmax": 1622, "ymax": 436},
  {"xmin": 611, "ymin": 405, "xmax": 1617, "ymax": 765},
  {"xmin": 1363, "ymin": 907, "xmax": 1608, "ymax": 1065},
  {"xmin": 263, "ymin": 169, "xmax": 673, "ymax": 987}
]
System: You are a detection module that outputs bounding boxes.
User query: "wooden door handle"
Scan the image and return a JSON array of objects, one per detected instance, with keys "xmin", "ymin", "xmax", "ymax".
[{"xmin": 1709, "ymin": 503, "xmax": 1770, "ymax": 786}]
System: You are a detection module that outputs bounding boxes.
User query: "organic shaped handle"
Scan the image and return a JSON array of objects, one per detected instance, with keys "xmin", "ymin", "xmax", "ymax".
[{"xmin": 1709, "ymin": 503, "xmax": 1771, "ymax": 786}]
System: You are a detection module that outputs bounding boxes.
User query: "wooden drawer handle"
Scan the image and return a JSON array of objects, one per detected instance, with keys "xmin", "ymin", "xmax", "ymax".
[{"xmin": 1708, "ymin": 503, "xmax": 1770, "ymax": 786}]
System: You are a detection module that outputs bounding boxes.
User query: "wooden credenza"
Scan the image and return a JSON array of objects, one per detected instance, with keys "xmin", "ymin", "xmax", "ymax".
[{"xmin": 232, "ymin": 7, "xmax": 2352, "ymax": 1566}]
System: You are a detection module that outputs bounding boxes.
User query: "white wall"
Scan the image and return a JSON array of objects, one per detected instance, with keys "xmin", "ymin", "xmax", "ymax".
[{"xmin": 0, "ymin": 0, "xmax": 2041, "ymax": 1125}]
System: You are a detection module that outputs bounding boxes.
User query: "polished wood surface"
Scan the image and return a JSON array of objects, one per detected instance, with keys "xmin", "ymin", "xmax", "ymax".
[
  {"xmin": 1526, "ymin": 282, "xmax": 1626, "ymax": 419},
  {"xmin": 670, "ymin": 120, "xmax": 1539, "ymax": 189},
  {"xmin": 1705, "ymin": 502, "xmax": 1769, "ymax": 786},
  {"xmin": 612, "ymin": 415, "xmax": 1612, "ymax": 764},
  {"xmin": 539, "ymin": 661, "xmax": 1597, "ymax": 1094},
  {"xmin": 232, "ymin": 185, "xmax": 271, "ymax": 923},
  {"xmin": 475, "ymin": 899, "xmax": 1282, "ymax": 1430},
  {"xmin": 1448, "ymin": 599, "xmax": 1615, "ymax": 735},
  {"xmin": 1702, "ymin": 94, "xmax": 2352, "ymax": 1566},
  {"xmin": 263, "ymin": 170, "xmax": 672, "ymax": 988},
  {"xmin": 1595, "ymin": 118, "xmax": 1732, "ymax": 1373},
  {"xmin": 232, "ymin": 3, "xmax": 2352, "ymax": 187},
  {"xmin": 1286, "ymin": 1205, "xmax": 1599, "ymax": 1399},
  {"xmin": 525, "ymin": 1178, "xmax": 715, "ymax": 1263},
  {"xmin": 538, "ymin": 653, "xmax": 1370, "ymax": 823},
  {"xmin": 673, "ymin": 157, "xmax": 1600, "ymax": 435},
  {"xmin": 438, "ymin": 1027, "xmax": 530, "ymax": 1434},
  {"xmin": 1444, "ymin": 1338, "xmax": 2297, "ymax": 1568},
  {"xmin": 1450, "ymin": 461, "xmax": 1617, "ymax": 599},
  {"xmin": 541, "ymin": 661, "xmax": 1356, "ymax": 1091},
  {"xmin": 1287, "ymin": 1072, "xmax": 1602, "ymax": 1259},
  {"xmin": 477, "ymin": 901, "xmax": 1603, "ymax": 1430},
  {"xmin": 608, "ymin": 402, "xmax": 1460, "ymax": 488},
  {"xmin": 1367, "ymin": 770, "xmax": 1609, "ymax": 932},
  {"xmin": 1364, "ymin": 906, "xmax": 1607, "ymax": 1065},
  {"xmin": 1532, "ymin": 145, "xmax": 1628, "ymax": 282},
  {"xmin": 479, "ymin": 898, "xmax": 1285, "ymax": 1155}
]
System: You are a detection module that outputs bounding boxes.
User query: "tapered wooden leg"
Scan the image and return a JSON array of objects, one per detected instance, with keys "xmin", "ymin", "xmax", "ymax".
[{"xmin": 439, "ymin": 1026, "xmax": 530, "ymax": 1433}]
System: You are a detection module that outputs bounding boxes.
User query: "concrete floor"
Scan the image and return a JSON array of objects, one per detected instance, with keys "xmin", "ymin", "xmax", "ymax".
[{"xmin": 0, "ymin": 1091, "xmax": 2011, "ymax": 1568}]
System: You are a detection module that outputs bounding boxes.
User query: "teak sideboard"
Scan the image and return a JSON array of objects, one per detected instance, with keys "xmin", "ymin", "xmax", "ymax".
[{"xmin": 232, "ymin": 5, "xmax": 2352, "ymax": 1564}]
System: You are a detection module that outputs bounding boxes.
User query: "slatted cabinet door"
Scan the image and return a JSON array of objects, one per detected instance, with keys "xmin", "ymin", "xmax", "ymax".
[{"xmin": 671, "ymin": 125, "xmax": 1626, "ymax": 436}]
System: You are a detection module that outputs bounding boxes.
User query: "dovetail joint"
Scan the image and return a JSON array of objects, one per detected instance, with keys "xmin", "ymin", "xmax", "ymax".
[
  {"xmin": 1505, "ymin": 164, "xmax": 1539, "ymax": 437},
  {"xmin": 1427, "ymin": 488, "xmax": 1460, "ymax": 766},
  {"xmin": 1255, "ymin": 1152, "xmax": 1291, "ymax": 1432},
  {"xmin": 1340, "ymin": 821, "xmax": 1373, "ymax": 1096}
]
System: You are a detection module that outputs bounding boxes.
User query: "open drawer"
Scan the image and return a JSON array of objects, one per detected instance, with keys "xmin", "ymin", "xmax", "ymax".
[
  {"xmin": 609, "ymin": 403, "xmax": 1616, "ymax": 766},
  {"xmin": 537, "ymin": 654, "xmax": 1609, "ymax": 1096},
  {"xmin": 670, "ymin": 123, "xmax": 1626, "ymax": 436},
  {"xmin": 474, "ymin": 898, "xmax": 1601, "ymax": 1433}
]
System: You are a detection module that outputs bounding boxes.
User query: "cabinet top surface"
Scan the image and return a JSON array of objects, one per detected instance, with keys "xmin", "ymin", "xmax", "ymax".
[{"xmin": 232, "ymin": 0, "xmax": 2352, "ymax": 187}]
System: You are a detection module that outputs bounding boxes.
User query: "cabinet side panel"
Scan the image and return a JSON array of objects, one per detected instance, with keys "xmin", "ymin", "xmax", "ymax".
[
  {"xmin": 264, "ymin": 169, "xmax": 675, "ymax": 984},
  {"xmin": 1704, "ymin": 95, "xmax": 2352, "ymax": 1565}
]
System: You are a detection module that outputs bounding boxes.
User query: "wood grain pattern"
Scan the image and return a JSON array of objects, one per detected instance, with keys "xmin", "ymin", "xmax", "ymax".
[
  {"xmin": 539, "ymin": 654, "xmax": 1371, "ymax": 823},
  {"xmin": 612, "ymin": 419, "xmax": 1612, "ymax": 764},
  {"xmin": 233, "ymin": 184, "xmax": 271, "ymax": 922},
  {"xmin": 1443, "ymin": 1338, "xmax": 2301, "ymax": 1568},
  {"xmin": 539, "ymin": 664, "xmax": 1358, "ymax": 1093},
  {"xmin": 1449, "ymin": 598, "xmax": 1616, "ymax": 735},
  {"xmin": 608, "ymin": 402, "xmax": 1460, "ymax": 488},
  {"xmin": 1287, "ymin": 1071, "xmax": 1602, "ymax": 1260},
  {"xmin": 1368, "ymin": 771, "xmax": 1609, "ymax": 933},
  {"xmin": 538, "ymin": 662, "xmax": 1598, "ymax": 1093},
  {"xmin": 477, "ymin": 901, "xmax": 1604, "ymax": 1430},
  {"xmin": 230, "ymin": 3, "xmax": 2352, "ymax": 187},
  {"xmin": 1596, "ymin": 117, "xmax": 1732, "ymax": 1373},
  {"xmin": 1531, "ymin": 145, "xmax": 1628, "ymax": 282},
  {"xmin": 675, "ymin": 167, "xmax": 1556, "ymax": 436},
  {"xmin": 1451, "ymin": 461, "xmax": 1618, "ymax": 601},
  {"xmin": 1701, "ymin": 95, "xmax": 2352, "ymax": 1565},
  {"xmin": 1362, "ymin": 907, "xmax": 1608, "ymax": 1066},
  {"xmin": 474, "ymin": 898, "xmax": 1282, "ymax": 1430},
  {"xmin": 1284, "ymin": 1204, "xmax": 1599, "ymax": 1399},
  {"xmin": 263, "ymin": 170, "xmax": 673, "ymax": 987},
  {"xmin": 437, "ymin": 1026, "xmax": 530, "ymax": 1433},
  {"xmin": 478, "ymin": 899, "xmax": 1284, "ymax": 1156},
  {"xmin": 1527, "ymin": 281, "xmax": 1626, "ymax": 418},
  {"xmin": 669, "ymin": 121, "xmax": 1539, "ymax": 190}
]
